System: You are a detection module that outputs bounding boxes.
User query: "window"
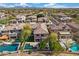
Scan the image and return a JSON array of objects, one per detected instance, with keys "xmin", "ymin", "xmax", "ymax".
[
  {"xmin": 10, "ymin": 30, "xmax": 14, "ymax": 33},
  {"xmin": 36, "ymin": 39, "xmax": 40, "ymax": 42},
  {"xmin": 36, "ymin": 34, "xmax": 39, "ymax": 36},
  {"xmin": 2, "ymin": 31, "xmax": 5, "ymax": 33},
  {"xmin": 18, "ymin": 30, "xmax": 21, "ymax": 32},
  {"xmin": 10, "ymin": 36, "xmax": 16, "ymax": 39},
  {"xmin": 43, "ymin": 19, "xmax": 45, "ymax": 22},
  {"xmin": 67, "ymin": 29, "xmax": 70, "ymax": 31},
  {"xmin": 13, "ymin": 21, "xmax": 16, "ymax": 24},
  {"xmin": 18, "ymin": 21, "xmax": 22, "ymax": 23},
  {"xmin": 67, "ymin": 36, "xmax": 72, "ymax": 38},
  {"xmin": 34, "ymin": 47, "xmax": 37, "ymax": 49},
  {"xmin": 47, "ymin": 25, "xmax": 49, "ymax": 27},
  {"xmin": 41, "ymin": 34, "xmax": 44, "ymax": 36},
  {"xmin": 61, "ymin": 36, "xmax": 65, "ymax": 39}
]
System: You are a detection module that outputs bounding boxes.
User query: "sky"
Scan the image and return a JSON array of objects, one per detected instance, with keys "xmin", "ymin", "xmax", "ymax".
[{"xmin": 0, "ymin": 3, "xmax": 79, "ymax": 8}]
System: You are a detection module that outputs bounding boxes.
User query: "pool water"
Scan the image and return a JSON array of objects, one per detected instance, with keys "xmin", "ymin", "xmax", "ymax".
[
  {"xmin": 0, "ymin": 44, "xmax": 19, "ymax": 52},
  {"xmin": 70, "ymin": 43, "xmax": 79, "ymax": 52},
  {"xmin": 24, "ymin": 44, "xmax": 33, "ymax": 49}
]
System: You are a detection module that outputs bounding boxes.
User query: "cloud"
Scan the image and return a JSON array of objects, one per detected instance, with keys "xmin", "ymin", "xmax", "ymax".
[
  {"xmin": 0, "ymin": 3, "xmax": 31, "ymax": 8},
  {"xmin": 0, "ymin": 4, "xmax": 7, "ymax": 7},
  {"xmin": 18, "ymin": 3, "xmax": 32, "ymax": 7},
  {"xmin": 52, "ymin": 4, "xmax": 67, "ymax": 8},
  {"xmin": 43, "ymin": 3, "xmax": 79, "ymax": 8},
  {"xmin": 43, "ymin": 3, "xmax": 71, "ymax": 8},
  {"xmin": 12, "ymin": 3, "xmax": 32, "ymax": 7},
  {"xmin": 44, "ymin": 3, "xmax": 56, "ymax": 8}
]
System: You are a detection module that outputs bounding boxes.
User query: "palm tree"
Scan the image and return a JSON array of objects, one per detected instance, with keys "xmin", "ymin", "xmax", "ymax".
[
  {"xmin": 49, "ymin": 32, "xmax": 64, "ymax": 53},
  {"xmin": 19, "ymin": 24, "xmax": 32, "ymax": 55},
  {"xmin": 49, "ymin": 32, "xmax": 58, "ymax": 51},
  {"xmin": 39, "ymin": 39, "xmax": 47, "ymax": 50},
  {"xmin": 39, "ymin": 32, "xmax": 64, "ymax": 54}
]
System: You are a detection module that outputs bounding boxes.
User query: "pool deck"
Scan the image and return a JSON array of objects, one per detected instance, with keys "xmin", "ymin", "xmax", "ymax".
[{"xmin": 2, "ymin": 51, "xmax": 79, "ymax": 56}]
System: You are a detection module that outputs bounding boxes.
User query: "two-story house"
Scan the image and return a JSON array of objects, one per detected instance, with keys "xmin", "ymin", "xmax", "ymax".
[{"xmin": 34, "ymin": 23, "xmax": 49, "ymax": 42}]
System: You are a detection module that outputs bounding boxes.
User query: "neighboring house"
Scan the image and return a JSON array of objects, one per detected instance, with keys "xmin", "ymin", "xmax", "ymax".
[
  {"xmin": 67, "ymin": 23, "xmax": 79, "ymax": 32},
  {"xmin": 9, "ymin": 19, "xmax": 26, "ymax": 24},
  {"xmin": 34, "ymin": 23, "xmax": 49, "ymax": 42},
  {"xmin": 50, "ymin": 23, "xmax": 71, "ymax": 33},
  {"xmin": 37, "ymin": 16, "xmax": 52, "ymax": 27},
  {"xmin": 26, "ymin": 15, "xmax": 52, "ymax": 27},
  {"xmin": 1, "ymin": 23, "xmax": 25, "ymax": 39},
  {"xmin": 9, "ymin": 19, "xmax": 17, "ymax": 24},
  {"xmin": 16, "ymin": 14, "xmax": 26, "ymax": 21},
  {"xmin": 51, "ymin": 18, "xmax": 60, "ymax": 25},
  {"xmin": 0, "ymin": 13, "xmax": 6, "ymax": 19},
  {"xmin": 37, "ymin": 16, "xmax": 49, "ymax": 23},
  {"xmin": 0, "ymin": 24, "xmax": 5, "ymax": 32},
  {"xmin": 53, "ymin": 13, "xmax": 72, "ymax": 23},
  {"xmin": 58, "ymin": 31, "xmax": 73, "ymax": 47},
  {"xmin": 26, "ymin": 15, "xmax": 37, "ymax": 22},
  {"xmin": 60, "ymin": 17, "xmax": 72, "ymax": 23},
  {"xmin": 29, "ymin": 22, "xmax": 37, "ymax": 30}
]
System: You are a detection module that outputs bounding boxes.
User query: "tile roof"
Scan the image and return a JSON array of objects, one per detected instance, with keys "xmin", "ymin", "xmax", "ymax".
[
  {"xmin": 67, "ymin": 23, "xmax": 79, "ymax": 30},
  {"xmin": 51, "ymin": 23, "xmax": 71, "ymax": 30},
  {"xmin": 3, "ymin": 23, "xmax": 26, "ymax": 31},
  {"xmin": 34, "ymin": 23, "xmax": 49, "ymax": 34}
]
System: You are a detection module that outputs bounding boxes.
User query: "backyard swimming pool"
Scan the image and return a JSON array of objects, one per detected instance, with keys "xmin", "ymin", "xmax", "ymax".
[
  {"xmin": 70, "ymin": 43, "xmax": 79, "ymax": 52},
  {"xmin": 0, "ymin": 44, "xmax": 19, "ymax": 52},
  {"xmin": 24, "ymin": 44, "xmax": 33, "ymax": 50}
]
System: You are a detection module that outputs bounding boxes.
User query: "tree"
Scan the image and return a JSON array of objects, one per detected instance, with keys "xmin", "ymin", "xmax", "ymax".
[
  {"xmin": 19, "ymin": 24, "xmax": 32, "ymax": 55},
  {"xmin": 49, "ymin": 32, "xmax": 58, "ymax": 42},
  {"xmin": 37, "ymin": 14, "xmax": 45, "ymax": 18},
  {"xmin": 39, "ymin": 32, "xmax": 64, "ymax": 52},
  {"xmin": 20, "ymin": 24, "xmax": 32, "ymax": 43},
  {"xmin": 49, "ymin": 32, "xmax": 58, "ymax": 51},
  {"xmin": 39, "ymin": 39, "xmax": 47, "ymax": 50},
  {"xmin": 49, "ymin": 32, "xmax": 64, "ymax": 51}
]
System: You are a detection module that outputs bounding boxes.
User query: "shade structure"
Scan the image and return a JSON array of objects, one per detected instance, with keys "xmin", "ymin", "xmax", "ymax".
[{"xmin": 0, "ymin": 35, "xmax": 9, "ymax": 40}]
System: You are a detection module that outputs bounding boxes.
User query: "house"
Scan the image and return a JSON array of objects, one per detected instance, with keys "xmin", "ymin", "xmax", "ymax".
[
  {"xmin": 26, "ymin": 15, "xmax": 52, "ymax": 27},
  {"xmin": 29, "ymin": 22, "xmax": 37, "ymax": 30},
  {"xmin": 50, "ymin": 23, "xmax": 71, "ymax": 33},
  {"xmin": 9, "ymin": 19, "xmax": 17, "ymax": 24},
  {"xmin": 60, "ymin": 17, "xmax": 72, "ymax": 23},
  {"xmin": 37, "ymin": 16, "xmax": 52, "ymax": 27},
  {"xmin": 1, "ymin": 23, "xmax": 26, "ymax": 39},
  {"xmin": 0, "ymin": 24, "xmax": 5, "ymax": 32},
  {"xmin": 51, "ymin": 18, "xmax": 60, "ymax": 25},
  {"xmin": 9, "ymin": 19, "xmax": 26, "ymax": 24},
  {"xmin": 53, "ymin": 13, "xmax": 72, "ymax": 23},
  {"xmin": 67, "ymin": 23, "xmax": 79, "ymax": 32},
  {"xmin": 0, "ymin": 13, "xmax": 6, "ymax": 19},
  {"xmin": 16, "ymin": 14, "xmax": 26, "ymax": 21},
  {"xmin": 34, "ymin": 23, "xmax": 49, "ymax": 42},
  {"xmin": 37, "ymin": 16, "xmax": 49, "ymax": 23},
  {"xmin": 58, "ymin": 31, "xmax": 73, "ymax": 47},
  {"xmin": 2, "ymin": 24, "xmax": 18, "ymax": 39},
  {"xmin": 26, "ymin": 15, "xmax": 50, "ymax": 23},
  {"xmin": 26, "ymin": 15, "xmax": 37, "ymax": 22}
]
